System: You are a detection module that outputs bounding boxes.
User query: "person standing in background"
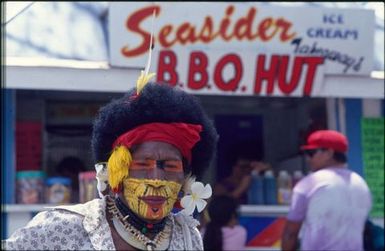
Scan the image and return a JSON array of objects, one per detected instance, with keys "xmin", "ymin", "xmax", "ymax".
[
  {"xmin": 281, "ymin": 130, "xmax": 372, "ymax": 251},
  {"xmin": 213, "ymin": 149, "xmax": 270, "ymax": 204},
  {"xmin": 202, "ymin": 195, "xmax": 247, "ymax": 251}
]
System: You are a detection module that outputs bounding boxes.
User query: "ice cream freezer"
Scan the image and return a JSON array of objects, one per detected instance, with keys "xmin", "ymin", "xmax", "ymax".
[
  {"xmin": 238, "ymin": 205, "xmax": 384, "ymax": 251},
  {"xmin": 238, "ymin": 205, "xmax": 290, "ymax": 250}
]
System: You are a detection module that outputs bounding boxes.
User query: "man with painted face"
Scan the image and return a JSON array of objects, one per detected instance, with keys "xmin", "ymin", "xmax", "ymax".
[{"xmin": 3, "ymin": 78, "xmax": 218, "ymax": 250}]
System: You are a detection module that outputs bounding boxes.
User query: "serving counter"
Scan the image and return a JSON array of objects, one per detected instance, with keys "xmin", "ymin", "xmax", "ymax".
[{"xmin": 3, "ymin": 203, "xmax": 383, "ymax": 251}]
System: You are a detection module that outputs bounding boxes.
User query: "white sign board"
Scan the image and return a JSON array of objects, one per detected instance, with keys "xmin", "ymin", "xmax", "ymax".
[{"xmin": 109, "ymin": 2, "xmax": 375, "ymax": 97}]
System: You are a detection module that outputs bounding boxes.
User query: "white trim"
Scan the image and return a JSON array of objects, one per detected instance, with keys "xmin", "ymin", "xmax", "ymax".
[
  {"xmin": 5, "ymin": 64, "xmax": 139, "ymax": 93},
  {"xmin": 322, "ymin": 74, "xmax": 384, "ymax": 99},
  {"xmin": 238, "ymin": 205, "xmax": 290, "ymax": 217},
  {"xmin": 3, "ymin": 204, "xmax": 72, "ymax": 212},
  {"xmin": 338, "ymin": 98, "xmax": 347, "ymax": 135},
  {"xmin": 5, "ymin": 57, "xmax": 110, "ymax": 69}
]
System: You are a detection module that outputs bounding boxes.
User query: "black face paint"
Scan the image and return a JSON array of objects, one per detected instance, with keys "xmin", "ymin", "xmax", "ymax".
[{"xmin": 155, "ymin": 160, "xmax": 166, "ymax": 170}]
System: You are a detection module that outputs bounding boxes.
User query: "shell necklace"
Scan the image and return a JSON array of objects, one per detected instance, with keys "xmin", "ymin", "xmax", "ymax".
[{"xmin": 107, "ymin": 196, "xmax": 173, "ymax": 251}]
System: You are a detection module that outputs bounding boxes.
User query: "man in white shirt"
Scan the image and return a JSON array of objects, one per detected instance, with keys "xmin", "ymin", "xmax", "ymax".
[{"xmin": 281, "ymin": 130, "xmax": 372, "ymax": 251}]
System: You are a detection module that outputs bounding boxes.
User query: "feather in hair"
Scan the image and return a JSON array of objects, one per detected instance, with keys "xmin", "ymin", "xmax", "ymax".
[
  {"xmin": 136, "ymin": 10, "xmax": 156, "ymax": 95},
  {"xmin": 107, "ymin": 146, "xmax": 132, "ymax": 191}
]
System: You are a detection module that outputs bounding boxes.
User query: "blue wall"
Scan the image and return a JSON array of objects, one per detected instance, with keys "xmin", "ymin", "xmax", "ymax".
[
  {"xmin": 2, "ymin": 89, "xmax": 16, "ymax": 204},
  {"xmin": 344, "ymin": 99, "xmax": 363, "ymax": 176},
  {"xmin": 2, "ymin": 89, "xmax": 16, "ymax": 239}
]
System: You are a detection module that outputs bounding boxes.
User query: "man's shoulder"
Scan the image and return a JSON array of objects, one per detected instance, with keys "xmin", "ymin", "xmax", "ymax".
[
  {"xmin": 23, "ymin": 198, "xmax": 106, "ymax": 233},
  {"xmin": 4, "ymin": 205, "xmax": 94, "ymax": 250},
  {"xmin": 172, "ymin": 212, "xmax": 200, "ymax": 229},
  {"xmin": 299, "ymin": 168, "xmax": 340, "ymax": 182},
  {"xmin": 47, "ymin": 198, "xmax": 104, "ymax": 216},
  {"xmin": 293, "ymin": 170, "xmax": 331, "ymax": 195},
  {"xmin": 294, "ymin": 172, "xmax": 316, "ymax": 189},
  {"xmin": 22, "ymin": 203, "xmax": 89, "ymax": 231},
  {"xmin": 169, "ymin": 213, "xmax": 203, "ymax": 250}
]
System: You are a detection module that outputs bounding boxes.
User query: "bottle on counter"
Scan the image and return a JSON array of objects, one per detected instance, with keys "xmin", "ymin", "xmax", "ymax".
[
  {"xmin": 263, "ymin": 170, "xmax": 277, "ymax": 205},
  {"xmin": 248, "ymin": 170, "xmax": 264, "ymax": 205},
  {"xmin": 79, "ymin": 171, "xmax": 98, "ymax": 203},
  {"xmin": 277, "ymin": 170, "xmax": 292, "ymax": 205},
  {"xmin": 45, "ymin": 177, "xmax": 72, "ymax": 204},
  {"xmin": 292, "ymin": 170, "xmax": 304, "ymax": 188},
  {"xmin": 16, "ymin": 170, "xmax": 46, "ymax": 204}
]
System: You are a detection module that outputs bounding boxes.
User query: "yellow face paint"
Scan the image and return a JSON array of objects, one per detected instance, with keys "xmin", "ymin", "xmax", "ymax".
[{"xmin": 122, "ymin": 178, "xmax": 182, "ymax": 220}]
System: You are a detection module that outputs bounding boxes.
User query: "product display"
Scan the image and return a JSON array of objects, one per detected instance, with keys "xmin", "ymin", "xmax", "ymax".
[
  {"xmin": 277, "ymin": 170, "xmax": 292, "ymax": 205},
  {"xmin": 248, "ymin": 170, "xmax": 264, "ymax": 205},
  {"xmin": 79, "ymin": 171, "xmax": 98, "ymax": 203},
  {"xmin": 263, "ymin": 170, "xmax": 277, "ymax": 205},
  {"xmin": 16, "ymin": 171, "xmax": 45, "ymax": 204},
  {"xmin": 45, "ymin": 177, "xmax": 72, "ymax": 204}
]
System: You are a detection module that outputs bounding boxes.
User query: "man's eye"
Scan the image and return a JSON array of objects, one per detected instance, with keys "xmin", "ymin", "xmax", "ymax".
[
  {"xmin": 136, "ymin": 162, "xmax": 149, "ymax": 166},
  {"xmin": 165, "ymin": 164, "xmax": 177, "ymax": 169},
  {"xmin": 131, "ymin": 160, "xmax": 154, "ymax": 169},
  {"xmin": 164, "ymin": 161, "xmax": 178, "ymax": 167},
  {"xmin": 163, "ymin": 161, "xmax": 183, "ymax": 172}
]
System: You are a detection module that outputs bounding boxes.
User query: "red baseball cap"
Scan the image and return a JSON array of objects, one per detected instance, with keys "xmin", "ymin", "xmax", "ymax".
[{"xmin": 301, "ymin": 130, "xmax": 348, "ymax": 153}]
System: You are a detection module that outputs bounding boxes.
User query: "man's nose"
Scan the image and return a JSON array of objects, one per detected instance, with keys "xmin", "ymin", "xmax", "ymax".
[{"xmin": 147, "ymin": 166, "xmax": 165, "ymax": 180}]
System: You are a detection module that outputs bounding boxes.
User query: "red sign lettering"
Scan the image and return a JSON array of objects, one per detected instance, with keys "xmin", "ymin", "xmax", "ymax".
[
  {"xmin": 278, "ymin": 56, "xmax": 303, "ymax": 94},
  {"xmin": 254, "ymin": 55, "xmax": 280, "ymax": 94},
  {"xmin": 157, "ymin": 50, "xmax": 179, "ymax": 86},
  {"xmin": 188, "ymin": 52, "xmax": 209, "ymax": 90},
  {"xmin": 254, "ymin": 55, "xmax": 324, "ymax": 96},
  {"xmin": 214, "ymin": 54, "xmax": 243, "ymax": 91},
  {"xmin": 302, "ymin": 57, "xmax": 324, "ymax": 96},
  {"xmin": 121, "ymin": 6, "xmax": 160, "ymax": 57},
  {"xmin": 122, "ymin": 5, "xmax": 296, "ymax": 58},
  {"xmin": 157, "ymin": 50, "xmax": 323, "ymax": 96}
]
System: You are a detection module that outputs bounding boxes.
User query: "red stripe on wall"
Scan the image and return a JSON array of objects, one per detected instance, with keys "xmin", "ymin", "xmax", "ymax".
[{"xmin": 247, "ymin": 217, "xmax": 286, "ymax": 246}]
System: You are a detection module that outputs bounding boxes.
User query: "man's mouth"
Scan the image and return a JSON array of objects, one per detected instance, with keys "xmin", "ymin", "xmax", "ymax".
[{"xmin": 139, "ymin": 196, "xmax": 166, "ymax": 206}]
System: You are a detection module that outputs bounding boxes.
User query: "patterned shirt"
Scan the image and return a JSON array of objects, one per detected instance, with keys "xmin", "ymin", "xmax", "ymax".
[
  {"xmin": 3, "ymin": 198, "xmax": 203, "ymax": 250},
  {"xmin": 287, "ymin": 166, "xmax": 372, "ymax": 251}
]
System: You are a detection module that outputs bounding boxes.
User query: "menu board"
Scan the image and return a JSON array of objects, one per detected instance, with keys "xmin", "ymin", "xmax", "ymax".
[
  {"xmin": 16, "ymin": 121, "xmax": 42, "ymax": 171},
  {"xmin": 361, "ymin": 118, "xmax": 384, "ymax": 217}
]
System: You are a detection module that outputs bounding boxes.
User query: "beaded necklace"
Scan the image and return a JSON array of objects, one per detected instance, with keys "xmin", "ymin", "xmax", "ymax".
[
  {"xmin": 106, "ymin": 196, "xmax": 173, "ymax": 251},
  {"xmin": 115, "ymin": 197, "xmax": 166, "ymax": 234}
]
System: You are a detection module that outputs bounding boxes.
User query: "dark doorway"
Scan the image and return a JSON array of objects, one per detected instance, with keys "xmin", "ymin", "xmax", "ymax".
[{"xmin": 214, "ymin": 115, "xmax": 264, "ymax": 181}]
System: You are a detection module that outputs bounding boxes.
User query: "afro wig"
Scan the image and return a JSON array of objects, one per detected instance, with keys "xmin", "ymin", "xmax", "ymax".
[{"xmin": 91, "ymin": 82, "xmax": 218, "ymax": 179}]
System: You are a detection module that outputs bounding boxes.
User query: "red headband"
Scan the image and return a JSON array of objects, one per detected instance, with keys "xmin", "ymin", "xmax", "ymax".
[{"xmin": 112, "ymin": 122, "xmax": 202, "ymax": 163}]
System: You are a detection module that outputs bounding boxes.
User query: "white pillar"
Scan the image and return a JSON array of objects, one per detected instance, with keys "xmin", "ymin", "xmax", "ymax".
[
  {"xmin": 338, "ymin": 98, "xmax": 346, "ymax": 135},
  {"xmin": 363, "ymin": 99, "xmax": 382, "ymax": 117},
  {"xmin": 326, "ymin": 98, "xmax": 337, "ymax": 130}
]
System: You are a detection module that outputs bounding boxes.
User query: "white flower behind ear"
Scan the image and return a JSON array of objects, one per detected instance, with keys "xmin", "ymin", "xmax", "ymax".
[
  {"xmin": 95, "ymin": 162, "xmax": 108, "ymax": 198},
  {"xmin": 180, "ymin": 182, "xmax": 212, "ymax": 216}
]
